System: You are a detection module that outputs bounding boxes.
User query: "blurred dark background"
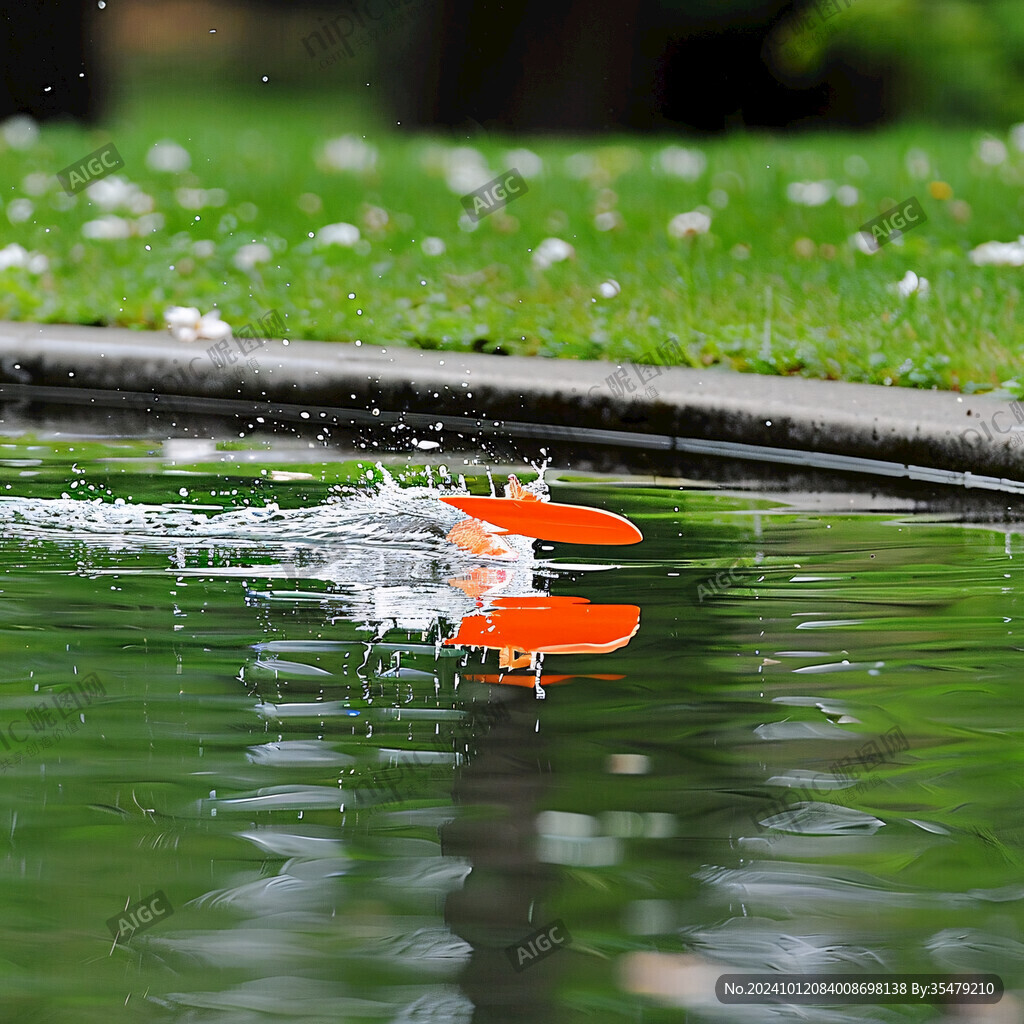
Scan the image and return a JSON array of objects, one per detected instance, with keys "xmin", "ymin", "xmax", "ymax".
[
  {"xmin": 0, "ymin": 0, "xmax": 104, "ymax": 123},
  {"xmin": 376, "ymin": 0, "xmax": 886, "ymax": 131},
  {"xmin": 2, "ymin": 0, "xmax": 1022, "ymax": 131}
]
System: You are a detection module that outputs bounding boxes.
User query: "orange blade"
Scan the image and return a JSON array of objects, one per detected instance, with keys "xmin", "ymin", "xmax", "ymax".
[{"xmin": 440, "ymin": 496, "xmax": 642, "ymax": 545}]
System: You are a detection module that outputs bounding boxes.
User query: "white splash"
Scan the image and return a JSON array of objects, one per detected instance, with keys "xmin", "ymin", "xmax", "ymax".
[{"xmin": 0, "ymin": 463, "xmax": 550, "ymax": 632}]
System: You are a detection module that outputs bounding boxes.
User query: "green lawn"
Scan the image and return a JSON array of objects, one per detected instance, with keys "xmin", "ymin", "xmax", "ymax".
[{"xmin": 3, "ymin": 79, "xmax": 1024, "ymax": 394}]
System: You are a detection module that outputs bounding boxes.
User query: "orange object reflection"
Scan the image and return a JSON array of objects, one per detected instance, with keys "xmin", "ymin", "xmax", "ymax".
[
  {"xmin": 444, "ymin": 595, "xmax": 640, "ymax": 670},
  {"xmin": 464, "ymin": 673, "xmax": 625, "ymax": 688}
]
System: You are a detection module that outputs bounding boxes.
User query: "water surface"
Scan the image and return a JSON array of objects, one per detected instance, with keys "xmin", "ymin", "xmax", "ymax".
[{"xmin": 0, "ymin": 435, "xmax": 1022, "ymax": 1023}]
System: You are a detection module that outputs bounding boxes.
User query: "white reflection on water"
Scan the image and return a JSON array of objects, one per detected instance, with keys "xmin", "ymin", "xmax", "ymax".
[
  {"xmin": 696, "ymin": 862, "xmax": 1024, "ymax": 909},
  {"xmin": 151, "ymin": 976, "xmax": 474, "ymax": 1021}
]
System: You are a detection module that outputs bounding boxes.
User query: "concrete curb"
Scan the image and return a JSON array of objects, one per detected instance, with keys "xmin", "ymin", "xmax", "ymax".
[{"xmin": 0, "ymin": 320, "xmax": 1021, "ymax": 486}]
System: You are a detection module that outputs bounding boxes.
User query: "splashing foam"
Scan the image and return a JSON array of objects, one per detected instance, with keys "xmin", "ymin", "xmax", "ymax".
[
  {"xmin": 0, "ymin": 463, "xmax": 551, "ymax": 630},
  {"xmin": 0, "ymin": 464, "xmax": 542, "ymax": 549}
]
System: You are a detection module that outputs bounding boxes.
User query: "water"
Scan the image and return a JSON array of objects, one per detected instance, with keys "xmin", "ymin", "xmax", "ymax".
[{"xmin": 1, "ymin": 433, "xmax": 1022, "ymax": 1023}]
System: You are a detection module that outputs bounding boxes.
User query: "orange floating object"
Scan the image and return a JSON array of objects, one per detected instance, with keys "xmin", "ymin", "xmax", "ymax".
[
  {"xmin": 444, "ymin": 595, "xmax": 640, "ymax": 664},
  {"xmin": 440, "ymin": 496, "xmax": 643, "ymax": 546}
]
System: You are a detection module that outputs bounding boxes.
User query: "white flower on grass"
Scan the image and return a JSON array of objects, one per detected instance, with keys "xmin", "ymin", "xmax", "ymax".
[
  {"xmin": 85, "ymin": 176, "xmax": 130, "ymax": 209},
  {"xmin": 786, "ymin": 180, "xmax": 832, "ymax": 206},
  {"xmin": 164, "ymin": 307, "xmax": 232, "ymax": 344},
  {"xmin": 362, "ymin": 205, "xmax": 389, "ymax": 231},
  {"xmin": 844, "ymin": 154, "xmax": 870, "ymax": 177},
  {"xmin": 175, "ymin": 187, "xmax": 227, "ymax": 210},
  {"xmin": 532, "ymin": 237, "xmax": 574, "ymax": 269},
  {"xmin": 21, "ymin": 172, "xmax": 51, "ymax": 196},
  {"xmin": 564, "ymin": 152, "xmax": 597, "ymax": 180},
  {"xmin": 86, "ymin": 176, "xmax": 154, "ymax": 214},
  {"xmin": 82, "ymin": 215, "xmax": 132, "ymax": 240},
  {"xmin": 598, "ymin": 279, "xmax": 621, "ymax": 298},
  {"xmin": 442, "ymin": 146, "xmax": 492, "ymax": 194},
  {"xmin": 146, "ymin": 139, "xmax": 191, "ymax": 172},
  {"xmin": 448, "ymin": 163, "xmax": 491, "ymax": 194},
  {"xmin": 969, "ymin": 237, "xmax": 1024, "ymax": 266},
  {"xmin": 0, "ymin": 245, "xmax": 26, "ymax": 271},
  {"xmin": 668, "ymin": 210, "xmax": 711, "ymax": 238},
  {"xmin": 128, "ymin": 192, "xmax": 155, "ymax": 215},
  {"xmin": 565, "ymin": 146, "xmax": 639, "ymax": 185},
  {"xmin": 6, "ymin": 198, "xmax": 33, "ymax": 224},
  {"xmin": 835, "ymin": 185, "xmax": 859, "ymax": 206},
  {"xmin": 594, "ymin": 211, "xmax": 623, "ymax": 231},
  {"xmin": 978, "ymin": 137, "xmax": 1008, "ymax": 166},
  {"xmin": 0, "ymin": 244, "xmax": 47, "ymax": 273},
  {"xmin": 793, "ymin": 237, "xmax": 816, "ymax": 259},
  {"xmin": 320, "ymin": 135, "xmax": 377, "ymax": 173},
  {"xmin": 316, "ymin": 222, "xmax": 360, "ymax": 247},
  {"xmin": 904, "ymin": 147, "xmax": 931, "ymax": 179},
  {"xmin": 233, "ymin": 242, "xmax": 273, "ymax": 270},
  {"xmin": 850, "ymin": 230, "xmax": 883, "ymax": 255},
  {"xmin": 82, "ymin": 213, "xmax": 163, "ymax": 239},
  {"xmin": 890, "ymin": 271, "xmax": 929, "ymax": 297},
  {"xmin": 657, "ymin": 146, "xmax": 706, "ymax": 181},
  {"xmin": 1, "ymin": 115, "xmax": 38, "ymax": 150},
  {"xmin": 421, "ymin": 236, "xmax": 446, "ymax": 256},
  {"xmin": 135, "ymin": 213, "xmax": 165, "ymax": 235},
  {"xmin": 504, "ymin": 148, "xmax": 542, "ymax": 178}
]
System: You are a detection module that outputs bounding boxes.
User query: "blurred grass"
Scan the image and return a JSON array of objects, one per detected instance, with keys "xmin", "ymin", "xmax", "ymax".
[{"xmin": 2, "ymin": 76, "xmax": 1024, "ymax": 393}]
